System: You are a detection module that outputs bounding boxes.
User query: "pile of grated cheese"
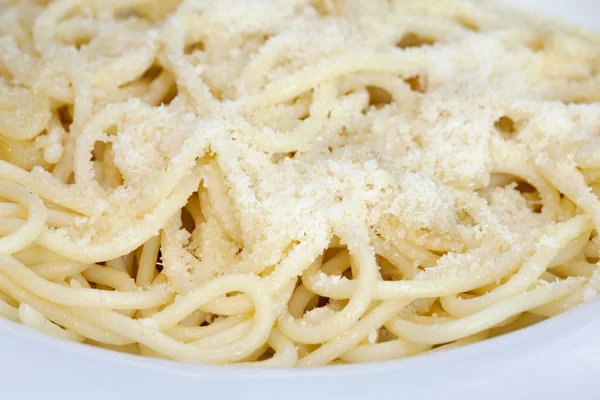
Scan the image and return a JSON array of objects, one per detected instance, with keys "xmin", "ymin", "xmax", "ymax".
[{"xmin": 3, "ymin": 0, "xmax": 600, "ymax": 285}]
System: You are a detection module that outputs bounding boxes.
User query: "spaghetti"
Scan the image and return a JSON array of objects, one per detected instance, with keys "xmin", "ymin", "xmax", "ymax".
[{"xmin": 0, "ymin": 0, "xmax": 599, "ymax": 367}]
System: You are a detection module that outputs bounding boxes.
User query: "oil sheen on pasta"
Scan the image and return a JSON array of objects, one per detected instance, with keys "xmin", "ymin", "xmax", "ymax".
[{"xmin": 0, "ymin": 0, "xmax": 600, "ymax": 367}]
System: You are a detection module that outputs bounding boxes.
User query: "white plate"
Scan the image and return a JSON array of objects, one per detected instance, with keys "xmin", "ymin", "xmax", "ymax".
[
  {"xmin": 1, "ymin": 2, "xmax": 599, "ymax": 399},
  {"xmin": 3, "ymin": 300, "xmax": 600, "ymax": 399},
  {"xmin": 509, "ymin": 0, "xmax": 600, "ymax": 30}
]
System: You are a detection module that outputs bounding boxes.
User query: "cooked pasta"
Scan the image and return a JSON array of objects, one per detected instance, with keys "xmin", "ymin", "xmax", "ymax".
[{"xmin": 0, "ymin": 0, "xmax": 599, "ymax": 367}]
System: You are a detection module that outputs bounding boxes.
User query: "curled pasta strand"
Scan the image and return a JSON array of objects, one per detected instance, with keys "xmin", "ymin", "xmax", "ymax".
[
  {"xmin": 37, "ymin": 169, "xmax": 201, "ymax": 263},
  {"xmin": 386, "ymin": 277, "xmax": 585, "ymax": 345},
  {"xmin": 0, "ymin": 298, "xmax": 18, "ymax": 322},
  {"xmin": 537, "ymin": 155, "xmax": 600, "ymax": 232},
  {"xmin": 0, "ymin": 269, "xmax": 133, "ymax": 345},
  {"xmin": 28, "ymin": 261, "xmax": 91, "ymax": 281},
  {"xmin": 0, "ymin": 256, "xmax": 172, "ymax": 310},
  {"xmin": 246, "ymin": 328, "xmax": 298, "ymax": 368},
  {"xmin": 86, "ymin": 278, "xmax": 274, "ymax": 364},
  {"xmin": 277, "ymin": 223, "xmax": 378, "ymax": 345},
  {"xmin": 0, "ymin": 182, "xmax": 47, "ymax": 256},
  {"xmin": 440, "ymin": 216, "xmax": 592, "ymax": 318},
  {"xmin": 491, "ymin": 140, "xmax": 561, "ymax": 220},
  {"xmin": 302, "ymin": 243, "xmax": 529, "ymax": 300},
  {"xmin": 241, "ymin": 84, "xmax": 338, "ymax": 153},
  {"xmin": 242, "ymin": 50, "xmax": 427, "ymax": 111},
  {"xmin": 18, "ymin": 303, "xmax": 84, "ymax": 342},
  {"xmin": 166, "ymin": 315, "xmax": 249, "ymax": 342},
  {"xmin": 339, "ymin": 338, "xmax": 430, "ymax": 364},
  {"xmin": 298, "ymin": 299, "xmax": 413, "ymax": 367}
]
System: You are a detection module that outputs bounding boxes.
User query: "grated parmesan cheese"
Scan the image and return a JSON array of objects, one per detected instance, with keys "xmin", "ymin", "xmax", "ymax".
[{"xmin": 301, "ymin": 306, "xmax": 336, "ymax": 325}]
